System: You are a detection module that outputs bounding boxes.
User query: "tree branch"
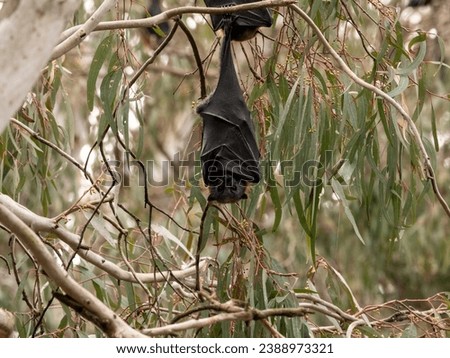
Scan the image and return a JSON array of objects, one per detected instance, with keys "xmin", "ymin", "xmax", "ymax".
[
  {"xmin": 0, "ymin": 202, "xmax": 146, "ymax": 337},
  {"xmin": 0, "ymin": 193, "xmax": 212, "ymax": 285},
  {"xmin": 0, "ymin": 0, "xmax": 80, "ymax": 133},
  {"xmin": 51, "ymin": 0, "xmax": 116, "ymax": 61},
  {"xmin": 53, "ymin": 0, "xmax": 296, "ymax": 59},
  {"xmin": 176, "ymin": 18, "xmax": 207, "ymax": 99},
  {"xmin": 142, "ymin": 298, "xmax": 312, "ymax": 336}
]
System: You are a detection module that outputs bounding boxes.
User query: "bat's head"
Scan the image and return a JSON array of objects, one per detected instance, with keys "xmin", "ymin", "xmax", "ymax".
[{"xmin": 207, "ymin": 176, "xmax": 248, "ymax": 203}]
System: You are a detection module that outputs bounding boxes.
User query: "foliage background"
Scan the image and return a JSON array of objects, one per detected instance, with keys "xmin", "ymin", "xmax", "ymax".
[{"xmin": 0, "ymin": 0, "xmax": 449, "ymax": 337}]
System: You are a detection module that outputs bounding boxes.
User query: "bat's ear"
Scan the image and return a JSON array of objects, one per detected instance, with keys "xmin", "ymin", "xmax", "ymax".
[{"xmin": 241, "ymin": 193, "xmax": 248, "ymax": 199}]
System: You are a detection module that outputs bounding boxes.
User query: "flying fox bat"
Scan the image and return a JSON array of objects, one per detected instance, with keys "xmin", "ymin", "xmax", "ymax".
[
  {"xmin": 204, "ymin": 0, "xmax": 272, "ymax": 41},
  {"xmin": 196, "ymin": 22, "xmax": 260, "ymax": 203}
]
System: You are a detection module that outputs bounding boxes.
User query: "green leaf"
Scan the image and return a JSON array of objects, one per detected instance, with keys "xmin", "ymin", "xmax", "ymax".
[
  {"xmin": 435, "ymin": 35, "xmax": 447, "ymax": 75},
  {"xmin": 401, "ymin": 323, "xmax": 418, "ymax": 338},
  {"xmin": 125, "ymin": 281, "xmax": 137, "ymax": 310},
  {"xmin": 50, "ymin": 63, "xmax": 62, "ymax": 107},
  {"xmin": 269, "ymin": 182, "xmax": 282, "ymax": 231},
  {"xmin": 120, "ymin": 100, "xmax": 130, "ymax": 151},
  {"xmin": 293, "ymin": 288, "xmax": 318, "ymax": 294},
  {"xmin": 358, "ymin": 326, "xmax": 384, "ymax": 338},
  {"xmin": 430, "ymin": 103, "xmax": 439, "ymax": 152},
  {"xmin": 386, "ymin": 73, "xmax": 409, "ymax": 98},
  {"xmin": 57, "ymin": 315, "xmax": 68, "ymax": 330},
  {"xmin": 21, "ymin": 133, "xmax": 44, "ymax": 154},
  {"xmin": 135, "ymin": 107, "xmax": 145, "ymax": 157},
  {"xmin": 87, "ymin": 35, "xmax": 113, "ymax": 111},
  {"xmin": 189, "ymin": 185, "xmax": 206, "ymax": 208},
  {"xmin": 397, "ymin": 33, "xmax": 427, "ymax": 75},
  {"xmin": 245, "ymin": 182, "xmax": 262, "ymax": 217},
  {"xmin": 148, "ymin": 25, "xmax": 167, "ymax": 38},
  {"xmin": 92, "ymin": 280, "xmax": 105, "ymax": 301},
  {"xmin": 331, "ymin": 177, "xmax": 365, "ymax": 245},
  {"xmin": 198, "ymin": 206, "xmax": 217, "ymax": 253},
  {"xmin": 152, "ymin": 224, "xmax": 194, "ymax": 260},
  {"xmin": 293, "ymin": 190, "xmax": 312, "ymax": 237}
]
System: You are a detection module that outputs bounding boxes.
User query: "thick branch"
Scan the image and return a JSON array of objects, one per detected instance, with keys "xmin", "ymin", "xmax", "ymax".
[
  {"xmin": 51, "ymin": 0, "xmax": 115, "ymax": 61},
  {"xmin": 0, "ymin": 0, "xmax": 81, "ymax": 133},
  {"xmin": 0, "ymin": 203, "xmax": 146, "ymax": 337}
]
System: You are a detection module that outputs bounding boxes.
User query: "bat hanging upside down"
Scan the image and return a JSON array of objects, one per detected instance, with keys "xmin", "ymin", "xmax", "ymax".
[
  {"xmin": 203, "ymin": 0, "xmax": 272, "ymax": 41},
  {"xmin": 196, "ymin": 19, "xmax": 261, "ymax": 203}
]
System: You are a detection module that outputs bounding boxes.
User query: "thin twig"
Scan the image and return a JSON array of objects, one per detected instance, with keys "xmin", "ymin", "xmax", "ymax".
[
  {"xmin": 117, "ymin": 232, "xmax": 153, "ymax": 299},
  {"xmin": 9, "ymin": 236, "xmax": 35, "ymax": 312},
  {"xmin": 84, "ymin": 19, "xmax": 195, "ymax": 237},
  {"xmin": 0, "ymin": 193, "xmax": 210, "ymax": 284},
  {"xmin": 176, "ymin": 18, "xmax": 207, "ymax": 99}
]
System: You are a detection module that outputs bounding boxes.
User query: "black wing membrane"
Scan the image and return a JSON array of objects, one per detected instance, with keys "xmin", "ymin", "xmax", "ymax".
[
  {"xmin": 204, "ymin": 0, "xmax": 272, "ymax": 41},
  {"xmin": 197, "ymin": 23, "xmax": 260, "ymax": 203}
]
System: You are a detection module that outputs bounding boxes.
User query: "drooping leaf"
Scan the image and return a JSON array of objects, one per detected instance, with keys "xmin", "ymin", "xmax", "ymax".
[{"xmin": 87, "ymin": 35, "xmax": 113, "ymax": 111}]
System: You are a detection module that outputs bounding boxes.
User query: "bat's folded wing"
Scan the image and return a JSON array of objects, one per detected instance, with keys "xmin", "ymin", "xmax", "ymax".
[{"xmin": 200, "ymin": 112, "xmax": 260, "ymax": 185}]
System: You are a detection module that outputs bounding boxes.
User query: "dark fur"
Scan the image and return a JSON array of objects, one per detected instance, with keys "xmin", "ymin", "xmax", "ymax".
[{"xmin": 197, "ymin": 20, "xmax": 261, "ymax": 203}]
